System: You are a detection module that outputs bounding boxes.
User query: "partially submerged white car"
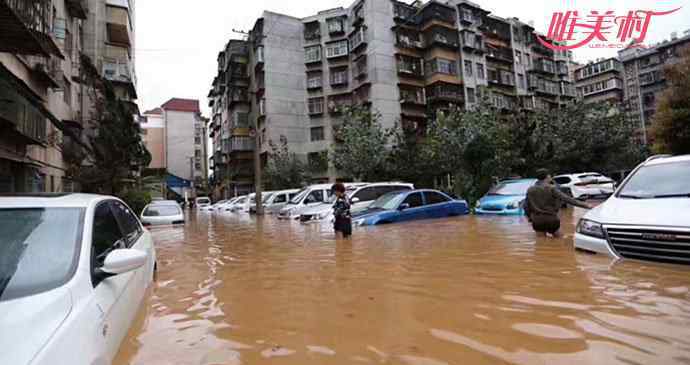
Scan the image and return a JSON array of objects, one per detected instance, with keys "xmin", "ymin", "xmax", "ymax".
[
  {"xmin": 299, "ymin": 182, "xmax": 414, "ymax": 223},
  {"xmin": 554, "ymin": 172, "xmax": 616, "ymax": 200},
  {"xmin": 0, "ymin": 194, "xmax": 156, "ymax": 365},
  {"xmin": 575, "ymin": 155, "xmax": 690, "ymax": 265}
]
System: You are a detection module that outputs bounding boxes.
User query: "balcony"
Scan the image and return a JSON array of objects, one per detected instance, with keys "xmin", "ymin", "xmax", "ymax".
[
  {"xmin": 0, "ymin": 75, "xmax": 48, "ymax": 145},
  {"xmin": 532, "ymin": 41, "xmax": 555, "ymax": 58},
  {"xmin": 485, "ymin": 44, "xmax": 513, "ymax": 63},
  {"xmin": 461, "ymin": 31, "xmax": 484, "ymax": 52},
  {"xmin": 424, "ymin": 26, "xmax": 459, "ymax": 49},
  {"xmin": 354, "ymin": 56, "xmax": 367, "ymax": 80},
  {"xmin": 328, "ymin": 93, "xmax": 353, "ymax": 114},
  {"xmin": 0, "ymin": 0, "xmax": 63, "ymax": 57},
  {"xmin": 395, "ymin": 29, "xmax": 424, "ymax": 50},
  {"xmin": 304, "ymin": 21, "xmax": 321, "ymax": 43},
  {"xmin": 102, "ymin": 60, "xmax": 137, "ymax": 98},
  {"xmin": 393, "ymin": 3, "xmax": 417, "ymax": 22},
  {"xmin": 65, "ymin": 0, "xmax": 87, "ymax": 19},
  {"xmin": 106, "ymin": 4, "xmax": 132, "ymax": 47},
  {"xmin": 419, "ymin": 2, "xmax": 456, "ymax": 29},
  {"xmin": 528, "ymin": 74, "xmax": 559, "ymax": 95},
  {"xmin": 397, "ymin": 55, "xmax": 424, "ymax": 78},
  {"xmin": 530, "ymin": 58, "xmax": 556, "ymax": 75},
  {"xmin": 226, "ymin": 136, "xmax": 255, "ymax": 153},
  {"xmin": 483, "ymin": 17, "xmax": 511, "ymax": 41},
  {"xmin": 426, "ymin": 83, "xmax": 462, "ymax": 103},
  {"xmin": 28, "ymin": 56, "xmax": 62, "ymax": 89},
  {"xmin": 229, "ymin": 88, "xmax": 250, "ymax": 106},
  {"xmin": 349, "ymin": 27, "xmax": 367, "ymax": 52},
  {"xmin": 560, "ymin": 82, "xmax": 577, "ymax": 98},
  {"xmin": 556, "ymin": 61, "xmax": 568, "ymax": 76},
  {"xmin": 399, "ymin": 87, "xmax": 426, "ymax": 105}
]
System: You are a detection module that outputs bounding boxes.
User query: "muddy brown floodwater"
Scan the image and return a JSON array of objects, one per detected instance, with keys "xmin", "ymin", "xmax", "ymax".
[{"xmin": 114, "ymin": 208, "xmax": 690, "ymax": 365}]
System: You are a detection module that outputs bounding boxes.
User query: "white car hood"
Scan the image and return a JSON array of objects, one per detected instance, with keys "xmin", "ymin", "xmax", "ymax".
[
  {"xmin": 587, "ymin": 197, "xmax": 690, "ymax": 227},
  {"xmin": 0, "ymin": 288, "xmax": 73, "ymax": 365}
]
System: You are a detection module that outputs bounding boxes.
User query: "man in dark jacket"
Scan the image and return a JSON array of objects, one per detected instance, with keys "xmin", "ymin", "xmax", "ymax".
[
  {"xmin": 525, "ymin": 169, "xmax": 591, "ymax": 237},
  {"xmin": 332, "ymin": 183, "xmax": 352, "ymax": 238}
]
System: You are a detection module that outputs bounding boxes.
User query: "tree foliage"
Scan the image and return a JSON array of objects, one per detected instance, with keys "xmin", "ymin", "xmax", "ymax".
[
  {"xmin": 331, "ymin": 106, "xmax": 390, "ymax": 182},
  {"xmin": 263, "ymin": 135, "xmax": 308, "ymax": 190},
  {"xmin": 652, "ymin": 49, "xmax": 690, "ymax": 155},
  {"xmin": 66, "ymin": 82, "xmax": 151, "ymax": 195}
]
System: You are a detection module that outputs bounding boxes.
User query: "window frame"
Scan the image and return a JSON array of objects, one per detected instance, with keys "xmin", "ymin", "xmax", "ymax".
[
  {"xmin": 325, "ymin": 39, "xmax": 349, "ymax": 59},
  {"xmin": 90, "ymin": 200, "xmax": 127, "ymax": 287},
  {"xmin": 310, "ymin": 126, "xmax": 325, "ymax": 141},
  {"xmin": 424, "ymin": 191, "xmax": 451, "ymax": 205},
  {"xmin": 402, "ymin": 192, "xmax": 424, "ymax": 209},
  {"xmin": 305, "ymin": 45, "xmax": 322, "ymax": 63},
  {"xmin": 111, "ymin": 200, "xmax": 144, "ymax": 248}
]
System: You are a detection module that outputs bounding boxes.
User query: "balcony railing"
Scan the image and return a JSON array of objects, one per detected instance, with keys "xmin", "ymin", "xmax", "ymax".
[
  {"xmin": 0, "ymin": 77, "xmax": 48, "ymax": 144},
  {"xmin": 530, "ymin": 58, "xmax": 556, "ymax": 74},
  {"xmin": 424, "ymin": 28, "xmax": 459, "ymax": 48},
  {"xmin": 103, "ymin": 60, "xmax": 137, "ymax": 87},
  {"xmin": 349, "ymin": 27, "xmax": 367, "ymax": 52},
  {"xmin": 485, "ymin": 45, "xmax": 513, "ymax": 63},
  {"xmin": 0, "ymin": 0, "xmax": 62, "ymax": 56},
  {"xmin": 400, "ymin": 88, "xmax": 426, "ymax": 105},
  {"xmin": 426, "ymin": 84, "xmax": 462, "ymax": 102},
  {"xmin": 228, "ymin": 136, "xmax": 255, "ymax": 152}
]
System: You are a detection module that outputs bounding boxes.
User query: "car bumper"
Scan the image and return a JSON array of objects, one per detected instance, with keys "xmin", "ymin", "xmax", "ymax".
[
  {"xmin": 574, "ymin": 233, "xmax": 618, "ymax": 257},
  {"xmin": 475, "ymin": 208, "xmax": 524, "ymax": 216}
]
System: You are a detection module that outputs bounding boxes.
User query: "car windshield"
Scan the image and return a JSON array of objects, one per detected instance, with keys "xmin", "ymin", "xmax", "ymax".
[
  {"xmin": 235, "ymin": 197, "xmax": 247, "ymax": 204},
  {"xmin": 369, "ymin": 192, "xmax": 406, "ymax": 210},
  {"xmin": 143, "ymin": 205, "xmax": 181, "ymax": 216},
  {"xmin": 289, "ymin": 189, "xmax": 309, "ymax": 204},
  {"xmin": 151, "ymin": 200, "xmax": 179, "ymax": 206},
  {"xmin": 0, "ymin": 208, "xmax": 83, "ymax": 301},
  {"xmin": 618, "ymin": 161, "xmax": 690, "ymax": 199},
  {"xmin": 488, "ymin": 180, "xmax": 534, "ymax": 196}
]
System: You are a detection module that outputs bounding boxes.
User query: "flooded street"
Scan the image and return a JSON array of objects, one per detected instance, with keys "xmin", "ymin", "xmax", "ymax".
[{"xmin": 114, "ymin": 209, "xmax": 690, "ymax": 365}]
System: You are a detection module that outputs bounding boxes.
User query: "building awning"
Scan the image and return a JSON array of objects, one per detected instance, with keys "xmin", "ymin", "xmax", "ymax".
[{"xmin": 166, "ymin": 173, "xmax": 192, "ymax": 188}]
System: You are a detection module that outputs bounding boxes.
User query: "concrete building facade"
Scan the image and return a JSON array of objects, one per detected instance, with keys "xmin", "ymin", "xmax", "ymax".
[
  {"xmin": 619, "ymin": 31, "xmax": 690, "ymax": 145},
  {"xmin": 1, "ymin": 0, "xmax": 91, "ymax": 193},
  {"xmin": 574, "ymin": 57, "xmax": 624, "ymax": 105},
  {"xmin": 141, "ymin": 107, "xmax": 166, "ymax": 169},
  {"xmin": 208, "ymin": 0, "xmax": 580, "ymax": 193}
]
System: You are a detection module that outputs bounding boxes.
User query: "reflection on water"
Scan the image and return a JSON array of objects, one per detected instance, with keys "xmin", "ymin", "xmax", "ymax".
[{"xmin": 114, "ymin": 209, "xmax": 690, "ymax": 365}]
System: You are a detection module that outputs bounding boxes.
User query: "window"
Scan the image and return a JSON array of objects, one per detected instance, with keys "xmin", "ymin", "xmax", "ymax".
[
  {"xmin": 63, "ymin": 77, "xmax": 72, "ymax": 106},
  {"xmin": 425, "ymin": 191, "xmax": 450, "ymax": 205},
  {"xmin": 330, "ymin": 68, "xmax": 348, "ymax": 85},
  {"xmin": 326, "ymin": 40, "xmax": 348, "ymax": 58},
  {"xmin": 426, "ymin": 58, "xmax": 457, "ymax": 75},
  {"xmin": 111, "ymin": 201, "xmax": 142, "ymax": 247},
  {"xmin": 304, "ymin": 21, "xmax": 321, "ymax": 41},
  {"xmin": 195, "ymin": 136, "xmax": 201, "ymax": 144},
  {"xmin": 466, "ymin": 87, "xmax": 476, "ymax": 103},
  {"xmin": 476, "ymin": 63, "xmax": 485, "ymax": 79},
  {"xmin": 0, "ymin": 208, "xmax": 83, "ymax": 301},
  {"xmin": 349, "ymin": 27, "xmax": 366, "ymax": 50},
  {"xmin": 195, "ymin": 150, "xmax": 201, "ymax": 158},
  {"xmin": 307, "ymin": 73, "xmax": 322, "ymax": 89},
  {"xmin": 464, "ymin": 60, "xmax": 473, "ymax": 77},
  {"xmin": 91, "ymin": 203, "xmax": 125, "ymax": 285},
  {"xmin": 311, "ymin": 126, "xmax": 325, "ymax": 141},
  {"xmin": 305, "ymin": 45, "xmax": 322, "ymax": 63},
  {"xmin": 515, "ymin": 50, "xmax": 522, "ymax": 64},
  {"xmin": 352, "ymin": 187, "xmax": 380, "ymax": 202},
  {"xmin": 524, "ymin": 53, "xmax": 531, "ymax": 67},
  {"xmin": 397, "ymin": 55, "xmax": 423, "ymax": 76},
  {"xmin": 517, "ymin": 73, "xmax": 526, "ymax": 89},
  {"xmin": 308, "ymin": 97, "xmax": 324, "ymax": 114},
  {"xmin": 236, "ymin": 112, "xmax": 249, "ymax": 127},
  {"xmin": 195, "ymin": 163, "xmax": 202, "ymax": 170},
  {"xmin": 273, "ymin": 194, "xmax": 287, "ymax": 204},
  {"xmin": 402, "ymin": 193, "xmax": 423, "ymax": 208},
  {"xmin": 305, "ymin": 190, "xmax": 325, "ymax": 204},
  {"xmin": 327, "ymin": 17, "xmax": 344, "ymax": 34}
]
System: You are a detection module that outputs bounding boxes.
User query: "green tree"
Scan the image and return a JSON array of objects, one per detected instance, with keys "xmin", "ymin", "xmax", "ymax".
[
  {"xmin": 426, "ymin": 100, "xmax": 514, "ymax": 205},
  {"xmin": 386, "ymin": 122, "xmax": 436, "ymax": 188},
  {"xmin": 66, "ymin": 80, "xmax": 151, "ymax": 195},
  {"xmin": 652, "ymin": 49, "xmax": 690, "ymax": 155},
  {"xmin": 263, "ymin": 135, "xmax": 308, "ymax": 190},
  {"xmin": 331, "ymin": 106, "xmax": 390, "ymax": 181}
]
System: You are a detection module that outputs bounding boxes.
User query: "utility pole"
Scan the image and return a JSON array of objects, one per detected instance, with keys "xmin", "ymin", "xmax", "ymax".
[{"xmin": 233, "ymin": 27, "xmax": 265, "ymax": 215}]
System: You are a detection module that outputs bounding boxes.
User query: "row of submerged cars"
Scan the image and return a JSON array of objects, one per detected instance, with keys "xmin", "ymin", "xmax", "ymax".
[{"xmin": 206, "ymin": 183, "xmax": 471, "ymax": 226}]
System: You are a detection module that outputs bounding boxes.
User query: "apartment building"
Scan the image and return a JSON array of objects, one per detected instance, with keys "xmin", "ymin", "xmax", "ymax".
[
  {"xmin": 0, "ymin": 0, "xmax": 89, "ymax": 193},
  {"xmin": 619, "ymin": 31, "xmax": 690, "ymax": 144},
  {"xmin": 208, "ymin": 0, "xmax": 578, "ymax": 190},
  {"xmin": 156, "ymin": 98, "xmax": 208, "ymax": 198},
  {"xmin": 141, "ymin": 107, "xmax": 166, "ymax": 169},
  {"xmin": 574, "ymin": 57, "xmax": 624, "ymax": 105}
]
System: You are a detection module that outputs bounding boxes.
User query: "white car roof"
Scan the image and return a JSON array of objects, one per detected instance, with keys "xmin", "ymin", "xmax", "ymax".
[
  {"xmin": 645, "ymin": 154, "xmax": 690, "ymax": 166},
  {"xmin": 0, "ymin": 193, "xmax": 113, "ymax": 208}
]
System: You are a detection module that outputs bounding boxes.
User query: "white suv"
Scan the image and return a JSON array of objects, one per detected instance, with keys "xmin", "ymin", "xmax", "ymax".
[
  {"xmin": 575, "ymin": 155, "xmax": 690, "ymax": 264},
  {"xmin": 554, "ymin": 172, "xmax": 616, "ymax": 200},
  {"xmin": 0, "ymin": 194, "xmax": 156, "ymax": 365}
]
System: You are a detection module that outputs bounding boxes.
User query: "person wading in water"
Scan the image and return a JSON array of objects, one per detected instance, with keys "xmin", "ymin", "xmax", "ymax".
[
  {"xmin": 332, "ymin": 183, "xmax": 352, "ymax": 238},
  {"xmin": 524, "ymin": 169, "xmax": 591, "ymax": 238}
]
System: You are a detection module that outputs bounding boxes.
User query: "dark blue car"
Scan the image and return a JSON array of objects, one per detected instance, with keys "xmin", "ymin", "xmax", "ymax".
[{"xmin": 351, "ymin": 189, "xmax": 470, "ymax": 226}]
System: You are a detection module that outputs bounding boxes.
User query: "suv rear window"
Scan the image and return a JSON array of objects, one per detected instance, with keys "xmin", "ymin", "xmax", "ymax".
[{"xmin": 554, "ymin": 177, "xmax": 572, "ymax": 185}]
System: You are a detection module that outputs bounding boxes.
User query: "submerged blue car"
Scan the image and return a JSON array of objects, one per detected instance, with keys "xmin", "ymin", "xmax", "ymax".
[
  {"xmin": 475, "ymin": 179, "xmax": 538, "ymax": 215},
  {"xmin": 351, "ymin": 189, "xmax": 470, "ymax": 226}
]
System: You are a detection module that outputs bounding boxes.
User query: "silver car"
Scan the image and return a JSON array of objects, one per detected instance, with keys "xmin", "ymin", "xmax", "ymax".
[
  {"xmin": 140, "ymin": 203, "xmax": 185, "ymax": 226},
  {"xmin": 263, "ymin": 189, "xmax": 300, "ymax": 214}
]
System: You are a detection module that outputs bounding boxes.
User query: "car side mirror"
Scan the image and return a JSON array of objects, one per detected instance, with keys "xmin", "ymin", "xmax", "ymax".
[
  {"xmin": 398, "ymin": 203, "xmax": 410, "ymax": 211},
  {"xmin": 351, "ymin": 197, "xmax": 361, "ymax": 203},
  {"xmin": 100, "ymin": 249, "xmax": 147, "ymax": 276}
]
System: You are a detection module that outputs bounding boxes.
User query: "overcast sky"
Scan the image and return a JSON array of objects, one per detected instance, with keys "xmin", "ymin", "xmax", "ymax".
[{"xmin": 135, "ymin": 0, "xmax": 689, "ymax": 116}]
